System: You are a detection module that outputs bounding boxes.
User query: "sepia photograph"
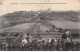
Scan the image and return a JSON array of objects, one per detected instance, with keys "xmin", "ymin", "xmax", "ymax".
[{"xmin": 0, "ymin": 0, "xmax": 80, "ymax": 51}]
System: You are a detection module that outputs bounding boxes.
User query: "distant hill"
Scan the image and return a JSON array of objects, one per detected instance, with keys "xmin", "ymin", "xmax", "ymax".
[{"xmin": 0, "ymin": 11, "xmax": 80, "ymax": 29}]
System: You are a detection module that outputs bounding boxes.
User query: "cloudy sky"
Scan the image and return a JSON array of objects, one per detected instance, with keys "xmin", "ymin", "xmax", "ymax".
[{"xmin": 0, "ymin": 0, "xmax": 80, "ymax": 16}]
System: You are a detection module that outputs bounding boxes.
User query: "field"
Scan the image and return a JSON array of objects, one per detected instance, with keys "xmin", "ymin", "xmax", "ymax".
[{"xmin": 50, "ymin": 20, "xmax": 80, "ymax": 30}]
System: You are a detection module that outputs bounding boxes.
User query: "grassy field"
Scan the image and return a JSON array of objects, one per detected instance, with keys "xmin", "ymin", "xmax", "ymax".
[{"xmin": 50, "ymin": 20, "xmax": 80, "ymax": 29}]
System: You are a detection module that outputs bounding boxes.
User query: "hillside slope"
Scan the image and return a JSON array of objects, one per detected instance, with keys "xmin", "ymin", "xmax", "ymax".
[{"xmin": 0, "ymin": 11, "xmax": 80, "ymax": 29}]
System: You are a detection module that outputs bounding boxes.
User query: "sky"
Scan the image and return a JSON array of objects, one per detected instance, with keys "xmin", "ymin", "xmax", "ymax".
[{"xmin": 0, "ymin": 0, "xmax": 80, "ymax": 16}]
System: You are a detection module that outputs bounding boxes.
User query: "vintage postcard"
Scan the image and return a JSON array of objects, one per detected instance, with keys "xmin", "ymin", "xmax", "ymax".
[{"xmin": 0, "ymin": 0, "xmax": 80, "ymax": 51}]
